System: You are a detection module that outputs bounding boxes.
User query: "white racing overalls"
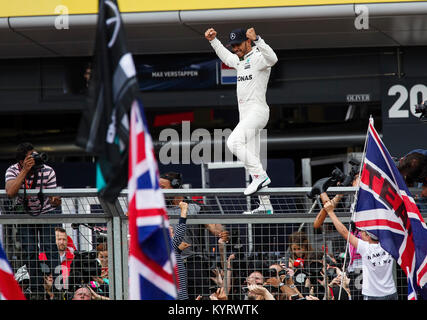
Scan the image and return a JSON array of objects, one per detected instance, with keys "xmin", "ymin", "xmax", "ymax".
[{"xmin": 210, "ymin": 36, "xmax": 278, "ymax": 177}]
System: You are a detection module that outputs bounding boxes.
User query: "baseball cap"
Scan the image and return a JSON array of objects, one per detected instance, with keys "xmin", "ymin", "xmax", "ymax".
[
  {"xmin": 228, "ymin": 28, "xmax": 248, "ymax": 45},
  {"xmin": 358, "ymin": 227, "xmax": 379, "ymax": 240}
]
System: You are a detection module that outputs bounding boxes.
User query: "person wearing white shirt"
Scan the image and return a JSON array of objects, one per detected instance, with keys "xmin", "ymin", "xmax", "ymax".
[{"xmin": 324, "ymin": 200, "xmax": 398, "ymax": 300}]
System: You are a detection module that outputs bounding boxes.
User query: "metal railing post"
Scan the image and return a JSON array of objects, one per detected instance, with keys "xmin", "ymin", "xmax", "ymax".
[{"xmin": 99, "ymin": 197, "xmax": 127, "ymax": 300}]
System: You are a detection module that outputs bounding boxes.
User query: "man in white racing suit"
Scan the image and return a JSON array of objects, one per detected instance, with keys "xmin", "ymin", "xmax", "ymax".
[{"xmin": 205, "ymin": 27, "xmax": 278, "ymax": 208}]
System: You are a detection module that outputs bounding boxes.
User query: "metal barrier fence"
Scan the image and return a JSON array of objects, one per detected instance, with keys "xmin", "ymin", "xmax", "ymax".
[
  {"xmin": 0, "ymin": 188, "xmax": 127, "ymax": 300},
  {"xmin": 0, "ymin": 187, "xmax": 425, "ymax": 300}
]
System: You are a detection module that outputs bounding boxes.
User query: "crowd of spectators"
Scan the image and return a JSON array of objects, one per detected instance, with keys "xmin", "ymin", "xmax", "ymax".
[
  {"xmin": 2, "ymin": 143, "xmax": 426, "ymax": 300},
  {"xmin": 162, "ymin": 150, "xmax": 426, "ymax": 301},
  {"xmin": 15, "ymin": 225, "xmax": 110, "ymax": 300},
  {"xmin": 189, "ymin": 229, "xmax": 355, "ymax": 301}
]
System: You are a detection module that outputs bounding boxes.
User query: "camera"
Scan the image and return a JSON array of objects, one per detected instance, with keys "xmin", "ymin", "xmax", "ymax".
[
  {"xmin": 31, "ymin": 152, "xmax": 48, "ymax": 170},
  {"xmin": 415, "ymin": 101, "xmax": 426, "ymax": 122},
  {"xmin": 209, "ymin": 285, "xmax": 218, "ymax": 294},
  {"xmin": 342, "ymin": 159, "xmax": 360, "ymax": 186},
  {"xmin": 72, "ymin": 251, "xmax": 102, "ymax": 284},
  {"xmin": 305, "ymin": 261, "xmax": 324, "ymax": 284},
  {"xmin": 278, "ymin": 268, "xmax": 290, "ymax": 280},
  {"xmin": 307, "ymin": 168, "xmax": 344, "ymax": 199},
  {"xmin": 266, "ymin": 268, "xmax": 278, "ymax": 278},
  {"xmin": 329, "ymin": 163, "xmax": 360, "ymax": 187},
  {"xmin": 330, "ymin": 167, "xmax": 345, "ymax": 183},
  {"xmin": 307, "ymin": 159, "xmax": 360, "ymax": 199},
  {"xmin": 263, "ymin": 284, "xmax": 280, "ymax": 293}
]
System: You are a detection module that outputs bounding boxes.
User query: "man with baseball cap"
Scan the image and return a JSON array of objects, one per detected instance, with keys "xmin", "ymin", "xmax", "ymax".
[
  {"xmin": 205, "ymin": 26, "xmax": 278, "ymax": 200},
  {"xmin": 323, "ymin": 200, "xmax": 398, "ymax": 300}
]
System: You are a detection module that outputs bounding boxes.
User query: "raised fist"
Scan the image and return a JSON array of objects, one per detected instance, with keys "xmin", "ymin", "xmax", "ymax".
[
  {"xmin": 178, "ymin": 201, "xmax": 188, "ymax": 218},
  {"xmin": 246, "ymin": 27, "xmax": 257, "ymax": 41},
  {"xmin": 205, "ymin": 28, "xmax": 217, "ymax": 41}
]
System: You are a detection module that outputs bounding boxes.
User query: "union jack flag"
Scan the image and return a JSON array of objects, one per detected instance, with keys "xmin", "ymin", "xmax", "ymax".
[
  {"xmin": 0, "ymin": 241, "xmax": 25, "ymax": 300},
  {"xmin": 128, "ymin": 98, "xmax": 178, "ymax": 300},
  {"xmin": 354, "ymin": 119, "xmax": 427, "ymax": 300}
]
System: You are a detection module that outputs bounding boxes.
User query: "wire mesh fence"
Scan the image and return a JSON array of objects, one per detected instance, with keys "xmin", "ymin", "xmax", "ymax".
[
  {"xmin": 0, "ymin": 189, "xmax": 111, "ymax": 300},
  {"xmin": 0, "ymin": 187, "xmax": 425, "ymax": 300},
  {"xmin": 170, "ymin": 221, "xmax": 359, "ymax": 300}
]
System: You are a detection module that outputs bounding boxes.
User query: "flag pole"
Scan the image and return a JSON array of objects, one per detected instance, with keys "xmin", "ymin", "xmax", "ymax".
[{"xmin": 338, "ymin": 115, "xmax": 372, "ymax": 300}]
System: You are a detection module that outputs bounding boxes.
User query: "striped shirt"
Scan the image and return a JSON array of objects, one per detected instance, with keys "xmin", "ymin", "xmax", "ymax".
[
  {"xmin": 167, "ymin": 202, "xmax": 204, "ymax": 259},
  {"xmin": 5, "ymin": 163, "xmax": 57, "ymax": 214},
  {"xmin": 172, "ymin": 218, "xmax": 188, "ymax": 300}
]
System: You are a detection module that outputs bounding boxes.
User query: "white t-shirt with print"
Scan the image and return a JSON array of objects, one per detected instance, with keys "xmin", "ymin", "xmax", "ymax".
[{"xmin": 357, "ymin": 240, "xmax": 396, "ymax": 297}]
